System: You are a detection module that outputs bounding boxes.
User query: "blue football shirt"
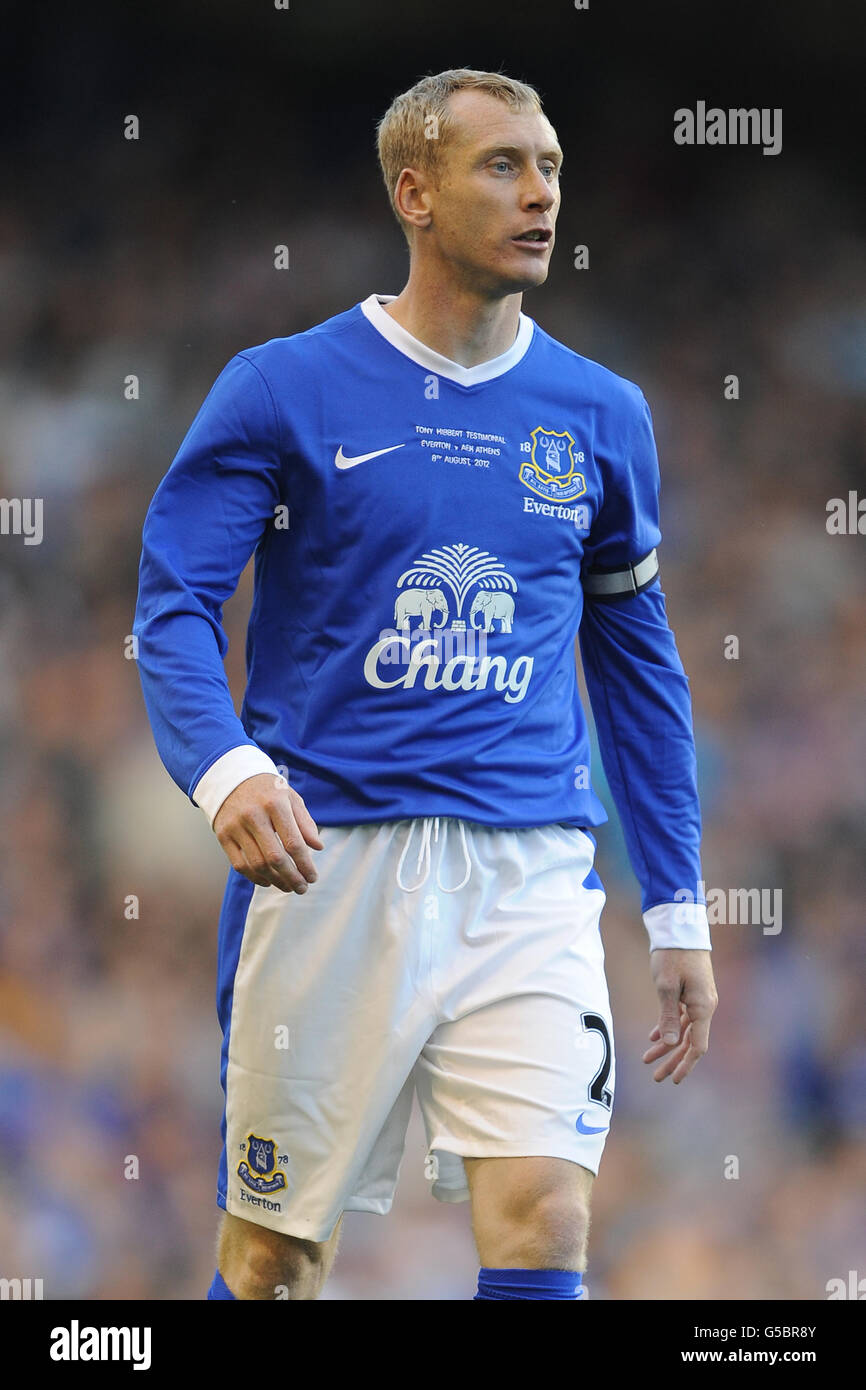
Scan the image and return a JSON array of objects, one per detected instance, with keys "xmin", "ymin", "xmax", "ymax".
[{"xmin": 133, "ymin": 293, "xmax": 710, "ymax": 948}]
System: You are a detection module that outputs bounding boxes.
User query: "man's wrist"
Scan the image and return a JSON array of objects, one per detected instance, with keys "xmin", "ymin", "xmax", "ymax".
[
  {"xmin": 192, "ymin": 745, "xmax": 283, "ymax": 828},
  {"xmin": 643, "ymin": 901, "xmax": 712, "ymax": 952}
]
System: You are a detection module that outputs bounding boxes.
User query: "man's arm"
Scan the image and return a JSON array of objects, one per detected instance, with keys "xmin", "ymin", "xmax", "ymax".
[
  {"xmin": 578, "ymin": 386, "xmax": 717, "ymax": 1082},
  {"xmin": 133, "ymin": 351, "xmax": 321, "ymax": 893}
]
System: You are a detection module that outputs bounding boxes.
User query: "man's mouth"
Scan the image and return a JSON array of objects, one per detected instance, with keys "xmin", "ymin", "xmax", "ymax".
[{"xmin": 511, "ymin": 228, "xmax": 552, "ymax": 249}]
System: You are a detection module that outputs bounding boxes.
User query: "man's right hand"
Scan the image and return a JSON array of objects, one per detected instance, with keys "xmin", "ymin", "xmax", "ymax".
[{"xmin": 213, "ymin": 773, "xmax": 324, "ymax": 893}]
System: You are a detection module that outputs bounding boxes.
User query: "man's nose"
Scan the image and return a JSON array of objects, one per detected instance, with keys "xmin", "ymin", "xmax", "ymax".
[{"xmin": 523, "ymin": 170, "xmax": 556, "ymax": 211}]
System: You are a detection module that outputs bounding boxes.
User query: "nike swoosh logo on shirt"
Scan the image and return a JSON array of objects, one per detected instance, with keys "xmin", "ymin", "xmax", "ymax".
[{"xmin": 335, "ymin": 444, "xmax": 405, "ymax": 469}]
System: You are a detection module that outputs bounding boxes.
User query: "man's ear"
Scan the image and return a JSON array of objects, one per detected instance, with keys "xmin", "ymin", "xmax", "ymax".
[{"xmin": 393, "ymin": 166, "xmax": 434, "ymax": 232}]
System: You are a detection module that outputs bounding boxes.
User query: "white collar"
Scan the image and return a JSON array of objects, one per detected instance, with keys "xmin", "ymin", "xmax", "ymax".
[{"xmin": 360, "ymin": 293, "xmax": 534, "ymax": 386}]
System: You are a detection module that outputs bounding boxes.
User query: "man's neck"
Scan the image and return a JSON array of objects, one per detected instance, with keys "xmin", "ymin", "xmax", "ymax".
[{"xmin": 382, "ymin": 269, "xmax": 523, "ymax": 368}]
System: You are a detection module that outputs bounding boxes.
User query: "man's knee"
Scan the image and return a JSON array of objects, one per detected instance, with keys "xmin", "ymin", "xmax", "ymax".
[
  {"xmin": 505, "ymin": 1186, "xmax": 590, "ymax": 1264},
  {"xmin": 217, "ymin": 1212, "xmax": 342, "ymax": 1299},
  {"xmin": 467, "ymin": 1158, "xmax": 592, "ymax": 1268}
]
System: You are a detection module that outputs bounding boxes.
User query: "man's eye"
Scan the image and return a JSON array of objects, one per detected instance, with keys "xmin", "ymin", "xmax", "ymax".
[{"xmin": 492, "ymin": 160, "xmax": 512, "ymax": 173}]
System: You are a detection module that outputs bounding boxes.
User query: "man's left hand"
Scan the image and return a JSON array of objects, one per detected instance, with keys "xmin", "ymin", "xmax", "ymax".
[{"xmin": 643, "ymin": 948, "xmax": 718, "ymax": 1084}]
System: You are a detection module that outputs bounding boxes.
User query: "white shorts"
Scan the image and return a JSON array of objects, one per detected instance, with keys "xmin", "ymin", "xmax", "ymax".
[{"xmin": 216, "ymin": 816, "xmax": 614, "ymax": 1243}]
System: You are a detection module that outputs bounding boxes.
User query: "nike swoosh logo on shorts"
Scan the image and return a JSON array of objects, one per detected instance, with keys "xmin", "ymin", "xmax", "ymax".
[
  {"xmin": 334, "ymin": 444, "xmax": 405, "ymax": 469},
  {"xmin": 575, "ymin": 1111, "xmax": 608, "ymax": 1135}
]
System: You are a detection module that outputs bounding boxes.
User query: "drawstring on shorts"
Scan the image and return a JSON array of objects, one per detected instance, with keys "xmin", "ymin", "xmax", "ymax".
[{"xmin": 394, "ymin": 816, "xmax": 472, "ymax": 893}]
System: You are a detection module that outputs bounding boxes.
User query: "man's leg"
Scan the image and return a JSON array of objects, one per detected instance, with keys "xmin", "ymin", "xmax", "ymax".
[
  {"xmin": 213, "ymin": 823, "xmax": 433, "ymax": 1303},
  {"xmin": 213, "ymin": 1211, "xmax": 344, "ymax": 1301},
  {"xmin": 464, "ymin": 1155, "xmax": 592, "ymax": 1297}
]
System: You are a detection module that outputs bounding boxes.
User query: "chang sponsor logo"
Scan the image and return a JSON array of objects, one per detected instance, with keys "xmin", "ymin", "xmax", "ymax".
[{"xmin": 363, "ymin": 542, "xmax": 535, "ymax": 704}]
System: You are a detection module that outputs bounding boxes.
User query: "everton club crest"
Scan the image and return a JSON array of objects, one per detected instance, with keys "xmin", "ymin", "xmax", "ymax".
[
  {"xmin": 237, "ymin": 1133, "xmax": 288, "ymax": 1194},
  {"xmin": 519, "ymin": 427, "xmax": 587, "ymax": 502}
]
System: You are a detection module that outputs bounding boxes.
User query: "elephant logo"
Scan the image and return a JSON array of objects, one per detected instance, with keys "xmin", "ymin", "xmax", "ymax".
[
  {"xmin": 394, "ymin": 587, "xmax": 449, "ymax": 630},
  {"xmin": 519, "ymin": 427, "xmax": 587, "ymax": 502},
  {"xmin": 394, "ymin": 543, "xmax": 518, "ymax": 629},
  {"xmin": 469, "ymin": 590, "xmax": 514, "ymax": 632}
]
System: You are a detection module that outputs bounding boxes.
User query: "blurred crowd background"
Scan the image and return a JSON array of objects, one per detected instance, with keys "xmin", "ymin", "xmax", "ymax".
[{"xmin": 1, "ymin": 1, "xmax": 863, "ymax": 1299}]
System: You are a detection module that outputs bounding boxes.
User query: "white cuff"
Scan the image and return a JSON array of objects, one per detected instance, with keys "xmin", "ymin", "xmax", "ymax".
[
  {"xmin": 192, "ymin": 745, "xmax": 283, "ymax": 828},
  {"xmin": 643, "ymin": 901, "xmax": 712, "ymax": 952}
]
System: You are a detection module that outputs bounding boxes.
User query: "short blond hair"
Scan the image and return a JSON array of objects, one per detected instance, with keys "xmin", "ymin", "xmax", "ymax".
[{"xmin": 376, "ymin": 69, "xmax": 544, "ymax": 243}]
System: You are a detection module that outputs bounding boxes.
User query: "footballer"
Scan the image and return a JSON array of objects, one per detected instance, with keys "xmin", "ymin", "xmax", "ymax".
[{"xmin": 133, "ymin": 68, "xmax": 718, "ymax": 1301}]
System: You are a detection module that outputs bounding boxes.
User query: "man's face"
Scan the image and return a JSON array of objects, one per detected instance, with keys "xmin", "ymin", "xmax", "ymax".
[{"xmin": 417, "ymin": 90, "xmax": 563, "ymax": 296}]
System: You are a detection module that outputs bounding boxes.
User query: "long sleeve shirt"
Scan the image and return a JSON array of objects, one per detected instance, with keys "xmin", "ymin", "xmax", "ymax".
[{"xmin": 133, "ymin": 293, "xmax": 710, "ymax": 950}]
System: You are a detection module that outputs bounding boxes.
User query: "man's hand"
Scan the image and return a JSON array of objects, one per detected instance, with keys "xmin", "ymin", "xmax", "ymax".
[
  {"xmin": 643, "ymin": 948, "xmax": 718, "ymax": 1084},
  {"xmin": 213, "ymin": 772, "xmax": 324, "ymax": 894}
]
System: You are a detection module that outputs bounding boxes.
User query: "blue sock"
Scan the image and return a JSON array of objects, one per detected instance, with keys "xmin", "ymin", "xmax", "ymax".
[
  {"xmin": 474, "ymin": 1267, "xmax": 584, "ymax": 1300},
  {"xmin": 207, "ymin": 1269, "xmax": 237, "ymax": 1300}
]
